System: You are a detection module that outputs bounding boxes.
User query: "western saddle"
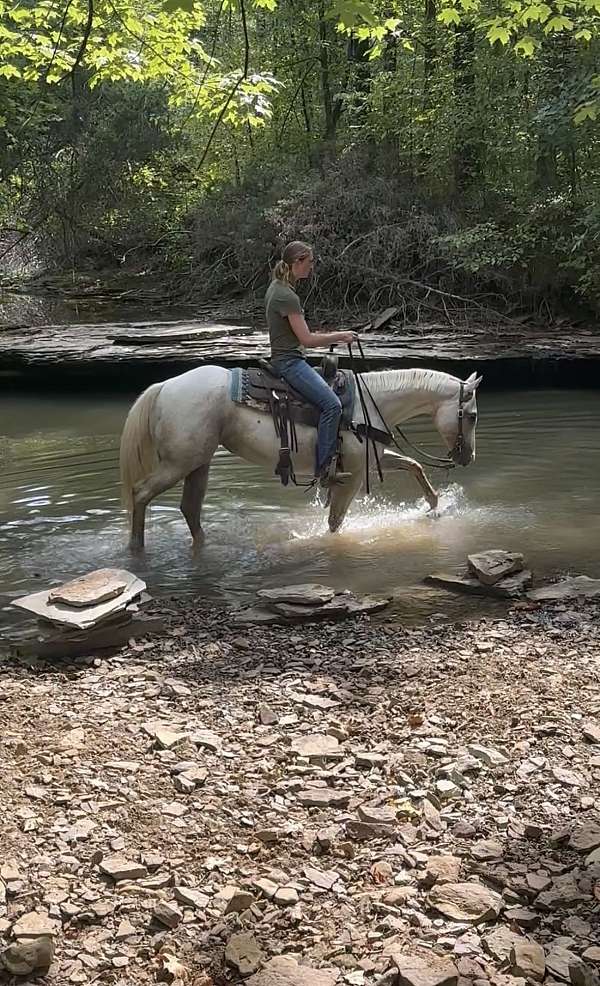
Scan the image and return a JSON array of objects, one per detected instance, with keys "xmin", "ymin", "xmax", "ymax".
[{"xmin": 241, "ymin": 354, "xmax": 350, "ymax": 486}]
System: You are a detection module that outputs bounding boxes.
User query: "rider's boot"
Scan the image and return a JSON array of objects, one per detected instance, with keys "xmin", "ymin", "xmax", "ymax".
[{"xmin": 318, "ymin": 453, "xmax": 352, "ymax": 489}]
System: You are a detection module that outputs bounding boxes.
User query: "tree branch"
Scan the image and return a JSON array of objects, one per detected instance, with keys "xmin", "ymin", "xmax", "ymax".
[{"xmin": 196, "ymin": 0, "xmax": 250, "ymax": 172}]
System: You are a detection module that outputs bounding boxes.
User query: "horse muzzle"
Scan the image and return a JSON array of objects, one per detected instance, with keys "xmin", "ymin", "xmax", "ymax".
[{"xmin": 452, "ymin": 445, "xmax": 474, "ymax": 467}]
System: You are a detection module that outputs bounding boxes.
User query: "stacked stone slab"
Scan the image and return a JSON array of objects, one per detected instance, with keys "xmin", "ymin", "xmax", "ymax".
[
  {"xmin": 233, "ymin": 583, "xmax": 391, "ymax": 625},
  {"xmin": 425, "ymin": 550, "xmax": 531, "ymax": 598},
  {"xmin": 10, "ymin": 568, "xmax": 161, "ymax": 656}
]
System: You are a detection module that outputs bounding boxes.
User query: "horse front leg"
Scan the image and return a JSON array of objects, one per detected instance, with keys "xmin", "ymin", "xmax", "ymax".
[
  {"xmin": 327, "ymin": 473, "xmax": 363, "ymax": 533},
  {"xmin": 380, "ymin": 450, "xmax": 439, "ymax": 510}
]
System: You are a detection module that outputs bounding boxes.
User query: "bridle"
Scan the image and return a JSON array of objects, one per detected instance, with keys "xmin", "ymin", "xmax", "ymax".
[{"xmin": 393, "ymin": 379, "xmax": 466, "ymax": 468}]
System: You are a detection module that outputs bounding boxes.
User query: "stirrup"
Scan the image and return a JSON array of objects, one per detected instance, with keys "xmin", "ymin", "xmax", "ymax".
[{"xmin": 319, "ymin": 457, "xmax": 352, "ymax": 489}]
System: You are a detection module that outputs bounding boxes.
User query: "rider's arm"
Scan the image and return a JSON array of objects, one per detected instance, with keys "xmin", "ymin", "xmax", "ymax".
[{"xmin": 288, "ymin": 312, "xmax": 355, "ymax": 348}]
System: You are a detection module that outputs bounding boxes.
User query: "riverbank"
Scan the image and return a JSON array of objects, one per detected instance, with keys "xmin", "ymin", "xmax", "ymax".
[
  {"xmin": 1, "ymin": 597, "xmax": 599, "ymax": 985},
  {"xmin": 2, "ymin": 312, "xmax": 600, "ymax": 390}
]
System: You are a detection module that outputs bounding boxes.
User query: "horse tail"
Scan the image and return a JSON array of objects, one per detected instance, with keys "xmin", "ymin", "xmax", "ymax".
[{"xmin": 119, "ymin": 382, "xmax": 163, "ymax": 514}]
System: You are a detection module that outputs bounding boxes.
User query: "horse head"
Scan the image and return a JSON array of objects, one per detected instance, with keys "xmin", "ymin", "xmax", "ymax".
[{"xmin": 434, "ymin": 371, "xmax": 482, "ymax": 467}]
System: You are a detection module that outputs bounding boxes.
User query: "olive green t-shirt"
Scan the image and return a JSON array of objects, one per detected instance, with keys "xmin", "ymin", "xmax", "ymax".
[{"xmin": 265, "ymin": 279, "xmax": 305, "ymax": 358}]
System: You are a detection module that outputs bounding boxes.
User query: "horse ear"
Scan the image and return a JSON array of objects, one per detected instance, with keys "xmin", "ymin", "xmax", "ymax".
[{"xmin": 464, "ymin": 372, "xmax": 483, "ymax": 390}]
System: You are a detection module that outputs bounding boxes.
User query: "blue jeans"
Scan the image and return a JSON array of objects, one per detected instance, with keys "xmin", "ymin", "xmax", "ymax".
[{"xmin": 271, "ymin": 355, "xmax": 342, "ymax": 475}]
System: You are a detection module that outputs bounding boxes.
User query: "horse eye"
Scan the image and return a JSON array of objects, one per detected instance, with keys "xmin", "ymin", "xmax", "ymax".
[{"xmin": 468, "ymin": 412, "xmax": 478, "ymax": 422}]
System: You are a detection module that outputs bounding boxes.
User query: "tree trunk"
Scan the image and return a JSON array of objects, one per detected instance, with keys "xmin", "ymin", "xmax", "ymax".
[
  {"xmin": 318, "ymin": 0, "xmax": 336, "ymax": 145},
  {"xmin": 452, "ymin": 22, "xmax": 480, "ymax": 190}
]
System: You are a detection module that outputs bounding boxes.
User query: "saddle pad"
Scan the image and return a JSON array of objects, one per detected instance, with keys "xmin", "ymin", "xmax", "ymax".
[{"xmin": 230, "ymin": 366, "xmax": 355, "ymax": 431}]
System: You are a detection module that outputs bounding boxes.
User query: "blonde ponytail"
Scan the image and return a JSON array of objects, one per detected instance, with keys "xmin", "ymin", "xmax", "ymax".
[
  {"xmin": 273, "ymin": 259, "xmax": 291, "ymax": 283},
  {"xmin": 272, "ymin": 240, "xmax": 313, "ymax": 285}
]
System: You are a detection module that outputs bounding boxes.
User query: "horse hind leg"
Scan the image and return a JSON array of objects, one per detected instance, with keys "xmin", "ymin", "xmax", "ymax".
[
  {"xmin": 180, "ymin": 464, "xmax": 210, "ymax": 551},
  {"xmin": 129, "ymin": 462, "xmax": 183, "ymax": 552}
]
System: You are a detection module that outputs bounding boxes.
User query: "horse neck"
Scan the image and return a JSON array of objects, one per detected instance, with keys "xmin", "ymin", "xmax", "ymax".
[{"xmin": 362, "ymin": 369, "xmax": 456, "ymax": 425}]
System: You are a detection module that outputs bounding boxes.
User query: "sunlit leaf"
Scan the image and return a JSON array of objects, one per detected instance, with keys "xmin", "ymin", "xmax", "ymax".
[
  {"xmin": 487, "ymin": 23, "xmax": 511, "ymax": 43},
  {"xmin": 514, "ymin": 35, "xmax": 536, "ymax": 54},
  {"xmin": 437, "ymin": 7, "xmax": 461, "ymax": 26},
  {"xmin": 574, "ymin": 102, "xmax": 597, "ymax": 122}
]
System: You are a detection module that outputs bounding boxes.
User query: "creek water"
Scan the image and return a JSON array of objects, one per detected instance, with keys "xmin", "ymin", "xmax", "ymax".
[{"xmin": 1, "ymin": 388, "xmax": 599, "ymax": 628}]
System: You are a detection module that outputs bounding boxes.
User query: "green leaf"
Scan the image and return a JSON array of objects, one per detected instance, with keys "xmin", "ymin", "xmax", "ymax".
[
  {"xmin": 437, "ymin": 7, "xmax": 461, "ymax": 25},
  {"xmin": 574, "ymin": 103, "xmax": 597, "ymax": 123},
  {"xmin": 520, "ymin": 3, "xmax": 551, "ymax": 24},
  {"xmin": 328, "ymin": 0, "xmax": 377, "ymax": 29},
  {"xmin": 514, "ymin": 35, "xmax": 536, "ymax": 54},
  {"xmin": 544, "ymin": 13, "xmax": 574, "ymax": 31},
  {"xmin": 0, "ymin": 62, "xmax": 21, "ymax": 78},
  {"xmin": 487, "ymin": 23, "xmax": 510, "ymax": 43}
]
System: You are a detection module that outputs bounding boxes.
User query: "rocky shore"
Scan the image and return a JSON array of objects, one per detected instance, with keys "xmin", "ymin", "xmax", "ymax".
[
  {"xmin": 2, "ymin": 314, "xmax": 600, "ymax": 389},
  {"xmin": 1, "ymin": 596, "xmax": 599, "ymax": 985}
]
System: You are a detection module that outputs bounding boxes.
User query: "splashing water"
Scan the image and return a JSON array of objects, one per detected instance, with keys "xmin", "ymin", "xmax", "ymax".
[{"xmin": 289, "ymin": 483, "xmax": 535, "ymax": 547}]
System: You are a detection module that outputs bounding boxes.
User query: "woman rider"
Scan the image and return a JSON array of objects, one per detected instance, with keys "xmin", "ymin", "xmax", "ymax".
[{"xmin": 265, "ymin": 241, "xmax": 358, "ymax": 486}]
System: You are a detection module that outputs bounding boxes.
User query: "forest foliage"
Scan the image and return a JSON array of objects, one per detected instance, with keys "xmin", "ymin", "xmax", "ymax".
[{"xmin": 1, "ymin": 0, "xmax": 599, "ymax": 318}]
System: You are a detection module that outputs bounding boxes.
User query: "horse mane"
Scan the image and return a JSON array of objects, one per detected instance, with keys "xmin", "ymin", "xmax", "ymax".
[{"xmin": 365, "ymin": 367, "xmax": 458, "ymax": 396}]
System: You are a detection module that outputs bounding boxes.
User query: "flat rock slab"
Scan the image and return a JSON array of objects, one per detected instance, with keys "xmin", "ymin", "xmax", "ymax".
[
  {"xmin": 111, "ymin": 323, "xmax": 253, "ymax": 344},
  {"xmin": 582, "ymin": 722, "xmax": 600, "ymax": 744},
  {"xmin": 232, "ymin": 606, "xmax": 286, "ymax": 625},
  {"xmin": 257, "ymin": 584, "xmax": 336, "ymax": 606},
  {"xmin": 428, "ymin": 881, "xmax": 503, "ymax": 923},
  {"xmin": 510, "ymin": 940, "xmax": 545, "ymax": 982},
  {"xmin": 357, "ymin": 803, "xmax": 397, "ymax": 825},
  {"xmin": 467, "ymin": 744, "xmax": 509, "ymax": 767},
  {"xmin": 528, "ymin": 576, "xmax": 600, "ymax": 601},
  {"xmin": 234, "ymin": 592, "xmax": 391, "ymax": 624},
  {"xmin": 14, "ymin": 614, "xmax": 163, "ymax": 658},
  {"xmin": 425, "ymin": 570, "xmax": 531, "ymax": 598},
  {"xmin": 467, "ymin": 550, "xmax": 524, "ymax": 585},
  {"xmin": 534, "ymin": 875, "xmax": 590, "ymax": 909},
  {"xmin": 290, "ymin": 734, "xmax": 341, "ymax": 760},
  {"xmin": 420, "ymin": 854, "xmax": 462, "ymax": 886},
  {"xmin": 10, "ymin": 911, "xmax": 60, "ymax": 939},
  {"xmin": 0, "ymin": 938, "xmax": 54, "ymax": 976},
  {"xmin": 99, "ymin": 855, "xmax": 148, "ymax": 882},
  {"xmin": 304, "ymin": 865, "xmax": 340, "ymax": 890},
  {"xmin": 296, "ymin": 788, "xmax": 352, "ymax": 808},
  {"xmin": 247, "ymin": 955, "xmax": 339, "ymax": 985},
  {"xmin": 545, "ymin": 945, "xmax": 582, "ymax": 982},
  {"xmin": 391, "ymin": 951, "xmax": 459, "ymax": 986},
  {"xmin": 471, "ymin": 839, "xmax": 503, "ymax": 862},
  {"xmin": 346, "ymin": 820, "xmax": 394, "ymax": 841},
  {"xmin": 12, "ymin": 571, "xmax": 146, "ymax": 629},
  {"xmin": 484, "ymin": 926, "xmax": 525, "ymax": 963},
  {"xmin": 47, "ymin": 568, "xmax": 130, "ymax": 607},
  {"xmin": 569, "ymin": 823, "xmax": 600, "ymax": 852},
  {"xmin": 272, "ymin": 593, "xmax": 391, "ymax": 620},
  {"xmin": 5, "ymin": 318, "xmax": 600, "ymax": 383},
  {"xmin": 225, "ymin": 933, "xmax": 263, "ymax": 977}
]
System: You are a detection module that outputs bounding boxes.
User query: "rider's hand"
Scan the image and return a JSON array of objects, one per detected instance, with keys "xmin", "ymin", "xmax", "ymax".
[{"xmin": 338, "ymin": 330, "xmax": 359, "ymax": 345}]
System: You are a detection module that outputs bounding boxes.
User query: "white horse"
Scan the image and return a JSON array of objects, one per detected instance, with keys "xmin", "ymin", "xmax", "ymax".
[{"xmin": 120, "ymin": 365, "xmax": 482, "ymax": 551}]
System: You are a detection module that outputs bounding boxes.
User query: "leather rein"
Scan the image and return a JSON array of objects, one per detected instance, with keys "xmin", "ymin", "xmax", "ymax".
[{"xmin": 346, "ymin": 340, "xmax": 466, "ymax": 473}]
